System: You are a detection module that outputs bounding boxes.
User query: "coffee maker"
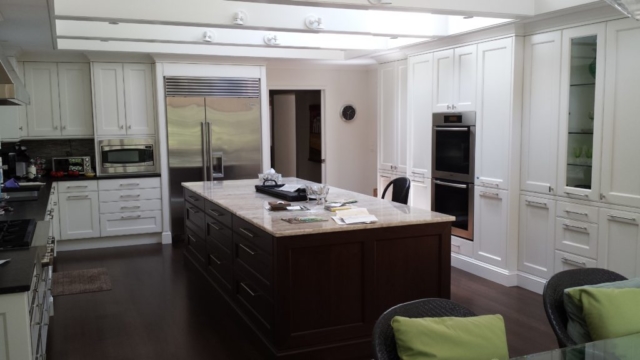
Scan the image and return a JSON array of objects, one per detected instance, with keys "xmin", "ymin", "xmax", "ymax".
[{"xmin": 1, "ymin": 143, "xmax": 30, "ymax": 181}]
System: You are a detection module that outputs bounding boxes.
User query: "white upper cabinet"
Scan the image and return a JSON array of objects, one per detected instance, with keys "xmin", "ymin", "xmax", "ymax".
[
  {"xmin": 433, "ymin": 49, "xmax": 454, "ymax": 112},
  {"xmin": 601, "ymin": 19, "xmax": 640, "ymax": 208},
  {"xmin": 123, "ymin": 64, "xmax": 155, "ymax": 135},
  {"xmin": 379, "ymin": 62, "xmax": 397, "ymax": 172},
  {"xmin": 396, "ymin": 61, "xmax": 408, "ymax": 173},
  {"xmin": 521, "ymin": 32, "xmax": 562, "ymax": 195},
  {"xmin": 452, "ymin": 45, "xmax": 477, "ymax": 112},
  {"xmin": 0, "ymin": 61, "xmax": 27, "ymax": 140},
  {"xmin": 598, "ymin": 208, "xmax": 640, "ymax": 278},
  {"xmin": 24, "ymin": 62, "xmax": 61, "ymax": 137},
  {"xmin": 408, "ymin": 53, "xmax": 434, "ymax": 178},
  {"xmin": 93, "ymin": 62, "xmax": 127, "ymax": 136},
  {"xmin": 475, "ymin": 38, "xmax": 513, "ymax": 190},
  {"xmin": 58, "ymin": 63, "xmax": 94, "ymax": 136},
  {"xmin": 518, "ymin": 195, "xmax": 556, "ymax": 279},
  {"xmin": 474, "ymin": 187, "xmax": 509, "ymax": 269},
  {"xmin": 557, "ymin": 24, "xmax": 606, "ymax": 202}
]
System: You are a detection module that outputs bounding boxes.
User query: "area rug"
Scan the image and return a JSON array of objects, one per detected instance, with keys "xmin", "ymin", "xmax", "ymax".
[{"xmin": 52, "ymin": 268, "xmax": 112, "ymax": 296}]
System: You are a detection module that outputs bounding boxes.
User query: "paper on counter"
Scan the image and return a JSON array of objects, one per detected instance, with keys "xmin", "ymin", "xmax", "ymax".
[
  {"xmin": 336, "ymin": 208, "xmax": 369, "ymax": 218},
  {"xmin": 332, "ymin": 208, "xmax": 378, "ymax": 225},
  {"xmin": 280, "ymin": 184, "xmax": 303, "ymax": 192},
  {"xmin": 0, "ymin": 259, "xmax": 10, "ymax": 265}
]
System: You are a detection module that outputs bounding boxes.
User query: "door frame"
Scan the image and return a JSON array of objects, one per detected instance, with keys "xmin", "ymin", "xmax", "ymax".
[{"xmin": 268, "ymin": 86, "xmax": 327, "ymax": 184}]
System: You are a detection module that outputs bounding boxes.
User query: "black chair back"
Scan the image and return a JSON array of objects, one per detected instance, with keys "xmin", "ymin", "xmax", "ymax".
[
  {"xmin": 543, "ymin": 268, "xmax": 627, "ymax": 348},
  {"xmin": 372, "ymin": 299, "xmax": 476, "ymax": 360},
  {"xmin": 381, "ymin": 177, "xmax": 411, "ymax": 205}
]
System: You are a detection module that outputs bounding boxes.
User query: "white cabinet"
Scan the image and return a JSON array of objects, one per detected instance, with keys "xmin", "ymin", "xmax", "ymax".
[
  {"xmin": 521, "ymin": 32, "xmax": 562, "ymax": 195},
  {"xmin": 58, "ymin": 63, "xmax": 93, "ymax": 136},
  {"xmin": 518, "ymin": 195, "xmax": 556, "ymax": 280},
  {"xmin": 475, "ymin": 38, "xmax": 513, "ymax": 190},
  {"xmin": 407, "ymin": 53, "xmax": 433, "ymax": 179},
  {"xmin": 378, "ymin": 60, "xmax": 407, "ymax": 174},
  {"xmin": 100, "ymin": 210, "xmax": 162, "ymax": 237},
  {"xmin": 474, "ymin": 187, "xmax": 509, "ymax": 269},
  {"xmin": 59, "ymin": 191, "xmax": 100, "ymax": 240},
  {"xmin": 93, "ymin": 62, "xmax": 155, "ymax": 136},
  {"xmin": 24, "ymin": 62, "xmax": 61, "ymax": 137},
  {"xmin": 598, "ymin": 208, "xmax": 640, "ymax": 279},
  {"xmin": 555, "ymin": 217, "xmax": 598, "ymax": 259},
  {"xmin": 409, "ymin": 179, "xmax": 431, "ymax": 211},
  {"xmin": 0, "ymin": 61, "xmax": 27, "ymax": 140},
  {"xmin": 557, "ymin": 24, "xmax": 606, "ymax": 202},
  {"xmin": 378, "ymin": 173, "xmax": 394, "ymax": 200},
  {"xmin": 555, "ymin": 250, "xmax": 597, "ymax": 273},
  {"xmin": 601, "ymin": 19, "xmax": 640, "ymax": 208},
  {"xmin": 432, "ymin": 45, "xmax": 477, "ymax": 112}
]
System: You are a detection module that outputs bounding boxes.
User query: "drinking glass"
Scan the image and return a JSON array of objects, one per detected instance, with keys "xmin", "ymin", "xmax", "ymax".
[
  {"xmin": 573, "ymin": 146, "xmax": 582, "ymax": 161},
  {"xmin": 315, "ymin": 185, "xmax": 330, "ymax": 206},
  {"xmin": 304, "ymin": 184, "xmax": 315, "ymax": 203}
]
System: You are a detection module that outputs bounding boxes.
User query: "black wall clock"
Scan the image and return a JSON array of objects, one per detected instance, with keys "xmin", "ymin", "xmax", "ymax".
[{"xmin": 340, "ymin": 105, "xmax": 357, "ymax": 121}]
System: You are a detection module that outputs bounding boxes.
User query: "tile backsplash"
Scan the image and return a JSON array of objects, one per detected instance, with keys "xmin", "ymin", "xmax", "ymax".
[{"xmin": 1, "ymin": 139, "xmax": 96, "ymax": 173}]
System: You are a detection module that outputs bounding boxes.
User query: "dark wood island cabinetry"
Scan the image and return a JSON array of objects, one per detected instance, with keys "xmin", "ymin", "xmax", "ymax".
[{"xmin": 182, "ymin": 179, "xmax": 454, "ymax": 359}]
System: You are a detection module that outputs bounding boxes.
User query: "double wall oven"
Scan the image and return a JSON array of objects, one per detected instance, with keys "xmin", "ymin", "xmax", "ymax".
[{"xmin": 431, "ymin": 112, "xmax": 476, "ymax": 240}]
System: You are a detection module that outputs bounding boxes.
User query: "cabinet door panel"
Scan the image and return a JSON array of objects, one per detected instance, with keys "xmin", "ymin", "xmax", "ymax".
[
  {"xmin": 59, "ymin": 192, "xmax": 100, "ymax": 240},
  {"xmin": 518, "ymin": 196, "xmax": 555, "ymax": 279},
  {"xmin": 474, "ymin": 187, "xmax": 508, "ymax": 269},
  {"xmin": 396, "ymin": 60, "xmax": 408, "ymax": 173},
  {"xmin": 123, "ymin": 64, "xmax": 155, "ymax": 135},
  {"xmin": 409, "ymin": 179, "xmax": 430, "ymax": 211},
  {"xmin": 93, "ymin": 63, "xmax": 126, "ymax": 136},
  {"xmin": 0, "ymin": 107, "xmax": 23, "ymax": 140},
  {"xmin": 475, "ymin": 38, "xmax": 513, "ymax": 190},
  {"xmin": 601, "ymin": 19, "xmax": 640, "ymax": 208},
  {"xmin": 25, "ymin": 62, "xmax": 61, "ymax": 137},
  {"xmin": 598, "ymin": 209, "xmax": 640, "ymax": 278},
  {"xmin": 521, "ymin": 32, "xmax": 561, "ymax": 194},
  {"xmin": 58, "ymin": 63, "xmax": 94, "ymax": 136},
  {"xmin": 432, "ymin": 49, "xmax": 454, "ymax": 112},
  {"xmin": 453, "ymin": 45, "xmax": 477, "ymax": 111},
  {"xmin": 408, "ymin": 53, "xmax": 433, "ymax": 177},
  {"xmin": 379, "ymin": 63, "xmax": 397, "ymax": 171},
  {"xmin": 555, "ymin": 218, "xmax": 598, "ymax": 259}
]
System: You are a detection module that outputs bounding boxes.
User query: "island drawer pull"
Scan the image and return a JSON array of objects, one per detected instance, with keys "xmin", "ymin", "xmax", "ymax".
[
  {"xmin": 210, "ymin": 255, "xmax": 222, "ymax": 265},
  {"xmin": 525, "ymin": 200, "xmax": 547, "ymax": 208},
  {"xmin": 565, "ymin": 209, "xmax": 589, "ymax": 217},
  {"xmin": 187, "ymin": 196, "xmax": 200, "ymax": 201},
  {"xmin": 188, "ymin": 235, "xmax": 197, "ymax": 244},
  {"xmin": 562, "ymin": 223, "xmax": 589, "ymax": 232},
  {"xmin": 67, "ymin": 195, "xmax": 89, "ymax": 199},
  {"xmin": 239, "ymin": 243, "xmax": 256, "ymax": 255},
  {"xmin": 607, "ymin": 214, "xmax": 637, "ymax": 223},
  {"xmin": 240, "ymin": 283, "xmax": 257, "ymax": 297},
  {"xmin": 209, "ymin": 209, "xmax": 223, "ymax": 216},
  {"xmin": 120, "ymin": 194, "xmax": 141, "ymax": 199},
  {"xmin": 188, "ymin": 207, "xmax": 200, "ymax": 214},
  {"xmin": 121, "ymin": 215, "xmax": 142, "ymax": 219},
  {"xmin": 238, "ymin": 228, "xmax": 255, "ymax": 238},
  {"xmin": 119, "ymin": 183, "xmax": 140, "ymax": 187},
  {"xmin": 209, "ymin": 222, "xmax": 222, "ymax": 231},
  {"xmin": 561, "ymin": 257, "xmax": 587, "ymax": 268}
]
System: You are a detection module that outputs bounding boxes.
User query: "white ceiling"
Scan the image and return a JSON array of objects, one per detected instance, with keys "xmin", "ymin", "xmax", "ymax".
[{"xmin": 0, "ymin": 0, "xmax": 53, "ymax": 55}]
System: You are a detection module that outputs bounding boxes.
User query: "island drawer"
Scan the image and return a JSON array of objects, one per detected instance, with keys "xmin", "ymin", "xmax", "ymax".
[
  {"xmin": 234, "ymin": 266, "xmax": 274, "ymax": 331},
  {"xmin": 206, "ymin": 217, "xmax": 233, "ymax": 251},
  {"xmin": 185, "ymin": 189, "xmax": 205, "ymax": 211},
  {"xmin": 206, "ymin": 201, "xmax": 232, "ymax": 229},
  {"xmin": 185, "ymin": 203, "xmax": 205, "ymax": 233},
  {"xmin": 235, "ymin": 235, "xmax": 273, "ymax": 284},
  {"xmin": 186, "ymin": 227, "xmax": 207, "ymax": 264},
  {"xmin": 233, "ymin": 217, "xmax": 273, "ymax": 256},
  {"xmin": 207, "ymin": 242, "xmax": 233, "ymax": 292}
]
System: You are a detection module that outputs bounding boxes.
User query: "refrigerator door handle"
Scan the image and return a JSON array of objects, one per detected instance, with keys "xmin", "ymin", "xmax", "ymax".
[
  {"xmin": 207, "ymin": 122, "xmax": 213, "ymax": 180},
  {"xmin": 201, "ymin": 122, "xmax": 207, "ymax": 181}
]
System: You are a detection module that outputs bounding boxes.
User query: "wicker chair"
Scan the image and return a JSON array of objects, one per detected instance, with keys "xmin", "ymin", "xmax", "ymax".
[
  {"xmin": 372, "ymin": 298, "xmax": 477, "ymax": 360},
  {"xmin": 543, "ymin": 268, "xmax": 627, "ymax": 348}
]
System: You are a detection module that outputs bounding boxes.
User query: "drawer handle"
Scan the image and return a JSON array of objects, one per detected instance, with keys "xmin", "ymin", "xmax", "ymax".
[
  {"xmin": 121, "ymin": 205, "xmax": 141, "ymax": 210},
  {"xmin": 210, "ymin": 255, "xmax": 222, "ymax": 265},
  {"xmin": 67, "ymin": 185, "xmax": 88, "ymax": 189},
  {"xmin": 67, "ymin": 195, "xmax": 89, "ymax": 199},
  {"xmin": 189, "ymin": 207, "xmax": 200, "ymax": 214},
  {"xmin": 565, "ymin": 191, "xmax": 589, "ymax": 198},
  {"xmin": 188, "ymin": 235, "xmax": 197, "ymax": 244},
  {"xmin": 525, "ymin": 200, "xmax": 547, "ymax": 208},
  {"xmin": 239, "ymin": 243, "xmax": 256, "ymax": 255},
  {"xmin": 121, "ymin": 215, "xmax": 142, "ymax": 219},
  {"xmin": 240, "ymin": 282, "xmax": 257, "ymax": 297},
  {"xmin": 121, "ymin": 194, "xmax": 141, "ymax": 199},
  {"xmin": 238, "ymin": 227, "xmax": 255, "ymax": 239},
  {"xmin": 562, "ymin": 223, "xmax": 589, "ymax": 233},
  {"xmin": 561, "ymin": 257, "xmax": 587, "ymax": 268},
  {"xmin": 209, "ymin": 222, "xmax": 222, "ymax": 231},
  {"xmin": 380, "ymin": 175, "xmax": 391, "ymax": 179},
  {"xmin": 608, "ymin": 214, "xmax": 637, "ymax": 223},
  {"xmin": 480, "ymin": 191, "xmax": 500, "ymax": 198},
  {"xmin": 188, "ymin": 196, "xmax": 200, "ymax": 201},
  {"xmin": 481, "ymin": 182, "xmax": 499, "ymax": 188},
  {"xmin": 120, "ymin": 183, "xmax": 140, "ymax": 187},
  {"xmin": 565, "ymin": 209, "xmax": 589, "ymax": 217},
  {"xmin": 209, "ymin": 209, "xmax": 223, "ymax": 217}
]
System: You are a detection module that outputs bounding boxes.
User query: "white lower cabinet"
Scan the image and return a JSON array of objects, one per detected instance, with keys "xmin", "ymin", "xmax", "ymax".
[
  {"xmin": 555, "ymin": 218, "xmax": 598, "ymax": 259},
  {"xmin": 518, "ymin": 196, "xmax": 555, "ymax": 280},
  {"xmin": 474, "ymin": 187, "xmax": 509, "ymax": 269},
  {"xmin": 59, "ymin": 192, "xmax": 100, "ymax": 240},
  {"xmin": 409, "ymin": 178, "xmax": 430, "ymax": 210},
  {"xmin": 452, "ymin": 235, "xmax": 474, "ymax": 258},
  {"xmin": 598, "ymin": 208, "xmax": 640, "ymax": 278},
  {"xmin": 100, "ymin": 210, "xmax": 162, "ymax": 237},
  {"xmin": 555, "ymin": 250, "xmax": 597, "ymax": 273},
  {"xmin": 378, "ymin": 173, "xmax": 394, "ymax": 200}
]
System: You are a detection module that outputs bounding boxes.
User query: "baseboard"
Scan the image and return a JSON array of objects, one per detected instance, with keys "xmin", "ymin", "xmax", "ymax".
[
  {"xmin": 161, "ymin": 232, "xmax": 172, "ymax": 244},
  {"xmin": 56, "ymin": 233, "xmax": 162, "ymax": 251},
  {"xmin": 451, "ymin": 253, "xmax": 518, "ymax": 287},
  {"xmin": 517, "ymin": 272, "xmax": 547, "ymax": 294}
]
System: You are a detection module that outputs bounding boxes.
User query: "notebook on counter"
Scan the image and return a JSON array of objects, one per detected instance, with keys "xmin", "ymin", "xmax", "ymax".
[{"xmin": 332, "ymin": 208, "xmax": 378, "ymax": 225}]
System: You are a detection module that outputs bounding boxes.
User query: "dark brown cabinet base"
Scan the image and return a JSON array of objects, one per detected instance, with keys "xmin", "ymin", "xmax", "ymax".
[{"xmin": 183, "ymin": 189, "xmax": 452, "ymax": 359}]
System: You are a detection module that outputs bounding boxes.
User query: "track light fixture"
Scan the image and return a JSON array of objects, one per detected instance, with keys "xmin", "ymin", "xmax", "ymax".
[
  {"xmin": 203, "ymin": 31, "xmax": 215, "ymax": 43},
  {"xmin": 234, "ymin": 11, "xmax": 247, "ymax": 25},
  {"xmin": 264, "ymin": 34, "xmax": 280, "ymax": 46},
  {"xmin": 305, "ymin": 15, "xmax": 325, "ymax": 30}
]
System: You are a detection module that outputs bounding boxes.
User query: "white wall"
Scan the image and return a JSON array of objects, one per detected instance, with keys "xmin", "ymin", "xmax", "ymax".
[{"xmin": 267, "ymin": 66, "xmax": 377, "ymax": 195}]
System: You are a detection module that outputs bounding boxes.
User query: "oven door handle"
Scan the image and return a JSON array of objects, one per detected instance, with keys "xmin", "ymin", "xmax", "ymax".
[
  {"xmin": 434, "ymin": 180, "xmax": 468, "ymax": 189},
  {"xmin": 434, "ymin": 127, "xmax": 469, "ymax": 132}
]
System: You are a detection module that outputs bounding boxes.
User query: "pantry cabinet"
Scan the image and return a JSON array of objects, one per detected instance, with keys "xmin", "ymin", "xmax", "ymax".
[
  {"xmin": 474, "ymin": 187, "xmax": 509, "ymax": 269},
  {"xmin": 521, "ymin": 32, "xmax": 562, "ymax": 195},
  {"xmin": 432, "ymin": 45, "xmax": 477, "ymax": 112},
  {"xmin": 598, "ymin": 208, "xmax": 640, "ymax": 278},
  {"xmin": 518, "ymin": 195, "xmax": 555, "ymax": 280},
  {"xmin": 378, "ymin": 60, "xmax": 407, "ymax": 174},
  {"xmin": 407, "ymin": 53, "xmax": 433, "ymax": 179}
]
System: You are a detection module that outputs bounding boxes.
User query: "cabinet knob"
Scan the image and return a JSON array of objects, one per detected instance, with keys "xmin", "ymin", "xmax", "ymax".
[
  {"xmin": 54, "ymin": 125, "xmax": 59, "ymax": 130},
  {"xmin": 447, "ymin": 104, "xmax": 452, "ymax": 110},
  {"xmin": 19, "ymin": 126, "xmax": 23, "ymax": 131},
  {"xmin": 62, "ymin": 126, "xmax": 66, "ymax": 130},
  {"xmin": 120, "ymin": 125, "xmax": 124, "ymax": 129},
  {"xmin": 128, "ymin": 125, "xmax": 132, "ymax": 129}
]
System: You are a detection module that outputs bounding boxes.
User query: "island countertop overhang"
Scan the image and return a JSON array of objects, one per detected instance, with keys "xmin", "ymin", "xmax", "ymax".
[{"xmin": 182, "ymin": 178, "xmax": 454, "ymax": 237}]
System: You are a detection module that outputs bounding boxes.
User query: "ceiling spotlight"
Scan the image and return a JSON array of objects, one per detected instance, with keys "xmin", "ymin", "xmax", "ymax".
[
  {"xmin": 203, "ymin": 31, "xmax": 215, "ymax": 43},
  {"xmin": 264, "ymin": 34, "xmax": 280, "ymax": 46},
  {"xmin": 108, "ymin": 21, "xmax": 120, "ymax": 25},
  {"xmin": 100, "ymin": 40, "xmax": 110, "ymax": 42},
  {"xmin": 234, "ymin": 11, "xmax": 247, "ymax": 25},
  {"xmin": 368, "ymin": 0, "xmax": 393, "ymax": 4},
  {"xmin": 305, "ymin": 15, "xmax": 325, "ymax": 30},
  {"xmin": 463, "ymin": 16, "xmax": 474, "ymax": 19}
]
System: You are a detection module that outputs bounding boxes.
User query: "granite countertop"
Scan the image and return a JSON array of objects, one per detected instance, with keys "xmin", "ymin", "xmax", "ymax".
[
  {"xmin": 1, "ymin": 181, "xmax": 53, "ymax": 221},
  {"xmin": 50, "ymin": 173, "xmax": 161, "ymax": 182},
  {"xmin": 0, "ymin": 220, "xmax": 50, "ymax": 295},
  {"xmin": 182, "ymin": 178, "xmax": 455, "ymax": 237}
]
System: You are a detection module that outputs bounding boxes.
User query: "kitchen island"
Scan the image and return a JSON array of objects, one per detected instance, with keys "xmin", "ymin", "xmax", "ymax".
[{"xmin": 182, "ymin": 178, "xmax": 454, "ymax": 359}]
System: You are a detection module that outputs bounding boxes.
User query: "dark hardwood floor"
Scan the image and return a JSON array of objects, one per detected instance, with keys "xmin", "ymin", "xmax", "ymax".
[{"xmin": 48, "ymin": 244, "xmax": 557, "ymax": 360}]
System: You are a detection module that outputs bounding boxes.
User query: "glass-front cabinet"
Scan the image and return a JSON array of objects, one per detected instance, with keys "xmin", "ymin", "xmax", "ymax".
[{"xmin": 557, "ymin": 23, "xmax": 606, "ymax": 201}]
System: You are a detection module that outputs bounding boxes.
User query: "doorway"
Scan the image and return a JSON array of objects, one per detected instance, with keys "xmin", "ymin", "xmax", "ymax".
[{"xmin": 269, "ymin": 90, "xmax": 323, "ymax": 183}]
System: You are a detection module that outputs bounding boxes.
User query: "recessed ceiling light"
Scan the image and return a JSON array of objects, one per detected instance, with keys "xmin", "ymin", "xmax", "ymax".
[
  {"xmin": 100, "ymin": 40, "xmax": 110, "ymax": 42},
  {"xmin": 390, "ymin": 37, "xmax": 399, "ymax": 39},
  {"xmin": 463, "ymin": 16, "xmax": 474, "ymax": 19},
  {"xmin": 108, "ymin": 22, "xmax": 119, "ymax": 25}
]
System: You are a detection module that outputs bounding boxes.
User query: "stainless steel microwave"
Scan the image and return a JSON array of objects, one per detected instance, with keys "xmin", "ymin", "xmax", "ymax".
[{"xmin": 98, "ymin": 138, "xmax": 158, "ymax": 175}]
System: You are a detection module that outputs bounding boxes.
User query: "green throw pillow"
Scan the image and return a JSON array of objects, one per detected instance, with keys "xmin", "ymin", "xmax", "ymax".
[
  {"xmin": 566, "ymin": 287, "xmax": 640, "ymax": 341},
  {"xmin": 564, "ymin": 278, "xmax": 640, "ymax": 344},
  {"xmin": 391, "ymin": 315, "xmax": 509, "ymax": 360}
]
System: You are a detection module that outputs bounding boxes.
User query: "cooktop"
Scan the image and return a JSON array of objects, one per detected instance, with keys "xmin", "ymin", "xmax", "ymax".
[{"xmin": 0, "ymin": 219, "xmax": 36, "ymax": 251}]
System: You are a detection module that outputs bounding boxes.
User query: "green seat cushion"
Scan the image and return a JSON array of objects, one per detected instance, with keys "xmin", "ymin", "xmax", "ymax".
[
  {"xmin": 564, "ymin": 278, "xmax": 640, "ymax": 344},
  {"xmin": 566, "ymin": 287, "xmax": 640, "ymax": 341},
  {"xmin": 391, "ymin": 315, "xmax": 509, "ymax": 360}
]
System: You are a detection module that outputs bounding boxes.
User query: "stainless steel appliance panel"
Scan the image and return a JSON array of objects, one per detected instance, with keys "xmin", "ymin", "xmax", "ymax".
[
  {"xmin": 432, "ymin": 111, "xmax": 476, "ymax": 183},
  {"xmin": 431, "ymin": 179, "xmax": 474, "ymax": 240},
  {"xmin": 98, "ymin": 138, "xmax": 158, "ymax": 175}
]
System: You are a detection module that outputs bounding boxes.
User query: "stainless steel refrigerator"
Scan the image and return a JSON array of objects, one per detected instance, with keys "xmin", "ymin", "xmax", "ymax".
[{"xmin": 165, "ymin": 77, "xmax": 262, "ymax": 240}]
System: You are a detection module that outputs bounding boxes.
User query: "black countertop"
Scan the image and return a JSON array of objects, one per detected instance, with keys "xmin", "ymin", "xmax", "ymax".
[
  {"xmin": 0, "ymin": 220, "xmax": 49, "ymax": 295},
  {"xmin": 1, "ymin": 181, "xmax": 53, "ymax": 222},
  {"xmin": 52, "ymin": 173, "xmax": 161, "ymax": 182}
]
